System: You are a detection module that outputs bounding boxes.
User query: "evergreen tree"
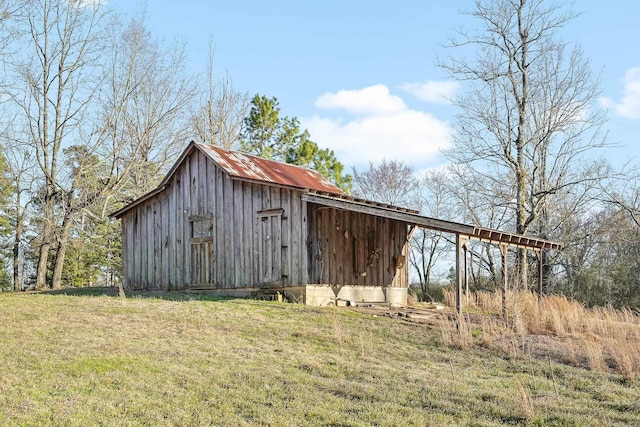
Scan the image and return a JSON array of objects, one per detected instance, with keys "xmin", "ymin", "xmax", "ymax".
[{"xmin": 240, "ymin": 94, "xmax": 352, "ymax": 192}]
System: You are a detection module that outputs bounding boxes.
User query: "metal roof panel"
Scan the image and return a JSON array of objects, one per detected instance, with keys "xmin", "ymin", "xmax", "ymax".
[{"xmin": 197, "ymin": 143, "xmax": 345, "ymax": 195}]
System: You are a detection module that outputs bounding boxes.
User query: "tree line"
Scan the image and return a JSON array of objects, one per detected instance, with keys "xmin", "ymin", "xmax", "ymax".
[{"xmin": 0, "ymin": 0, "xmax": 638, "ymax": 310}]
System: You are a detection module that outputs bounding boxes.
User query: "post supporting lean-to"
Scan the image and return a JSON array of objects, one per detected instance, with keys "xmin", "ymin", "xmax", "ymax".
[{"xmin": 500, "ymin": 244, "xmax": 509, "ymax": 323}]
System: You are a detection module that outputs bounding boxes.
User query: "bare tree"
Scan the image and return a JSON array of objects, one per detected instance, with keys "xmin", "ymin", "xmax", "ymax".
[
  {"xmin": 4, "ymin": 3, "xmax": 196, "ymax": 290},
  {"xmin": 4, "ymin": 147, "xmax": 35, "ymax": 291},
  {"xmin": 104, "ymin": 15, "xmax": 197, "ymax": 200},
  {"xmin": 409, "ymin": 170, "xmax": 454, "ymax": 300},
  {"xmin": 440, "ymin": 0, "xmax": 608, "ymax": 288},
  {"xmin": 7, "ymin": 0, "xmax": 107, "ymax": 290},
  {"xmin": 191, "ymin": 41, "xmax": 249, "ymax": 149},
  {"xmin": 352, "ymin": 159, "xmax": 418, "ymax": 207},
  {"xmin": 47, "ymin": 13, "xmax": 198, "ymax": 289}
]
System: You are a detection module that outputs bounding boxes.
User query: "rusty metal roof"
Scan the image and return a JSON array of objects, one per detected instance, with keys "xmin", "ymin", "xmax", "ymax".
[{"xmin": 197, "ymin": 143, "xmax": 345, "ymax": 195}]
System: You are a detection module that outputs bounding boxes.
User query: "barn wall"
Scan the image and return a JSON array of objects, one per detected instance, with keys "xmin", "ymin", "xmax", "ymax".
[
  {"xmin": 120, "ymin": 192, "xmax": 167, "ymax": 291},
  {"xmin": 306, "ymin": 203, "xmax": 409, "ymax": 288},
  {"xmin": 120, "ymin": 148, "xmax": 309, "ymax": 291}
]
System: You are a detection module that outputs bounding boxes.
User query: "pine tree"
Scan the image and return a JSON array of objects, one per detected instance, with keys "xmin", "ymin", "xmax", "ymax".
[{"xmin": 240, "ymin": 94, "xmax": 352, "ymax": 192}]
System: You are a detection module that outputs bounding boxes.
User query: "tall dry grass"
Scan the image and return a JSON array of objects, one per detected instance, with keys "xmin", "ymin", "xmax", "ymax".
[{"xmin": 441, "ymin": 289, "xmax": 640, "ymax": 378}]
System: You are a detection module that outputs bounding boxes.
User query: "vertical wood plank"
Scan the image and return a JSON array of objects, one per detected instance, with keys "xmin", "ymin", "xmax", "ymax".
[
  {"xmin": 167, "ymin": 177, "xmax": 176, "ymax": 290},
  {"xmin": 350, "ymin": 210, "xmax": 357, "ymax": 283},
  {"xmin": 160, "ymin": 199, "xmax": 169, "ymax": 291},
  {"xmin": 131, "ymin": 211, "xmax": 136, "ymax": 290},
  {"xmin": 208, "ymin": 162, "xmax": 217, "ymax": 285},
  {"xmin": 233, "ymin": 181, "xmax": 243, "ymax": 287},
  {"xmin": 198, "ymin": 151, "xmax": 207, "ymax": 215},
  {"xmin": 138, "ymin": 205, "xmax": 145, "ymax": 288},
  {"xmin": 398, "ymin": 221, "xmax": 409, "ymax": 288},
  {"xmin": 377, "ymin": 216, "xmax": 383, "ymax": 285},
  {"xmin": 342, "ymin": 209, "xmax": 351, "ymax": 285},
  {"xmin": 371, "ymin": 215, "xmax": 378, "ymax": 285},
  {"xmin": 154, "ymin": 199, "xmax": 162, "ymax": 290},
  {"xmin": 356, "ymin": 211, "xmax": 365, "ymax": 285},
  {"xmin": 190, "ymin": 150, "xmax": 199, "ymax": 216},
  {"xmin": 175, "ymin": 169, "xmax": 184, "ymax": 289},
  {"xmin": 253, "ymin": 185, "xmax": 262, "ymax": 286},
  {"xmin": 335, "ymin": 208, "xmax": 344, "ymax": 284},
  {"xmin": 274, "ymin": 214, "xmax": 282, "ymax": 284},
  {"xmin": 272, "ymin": 188, "xmax": 281, "ymax": 284},
  {"xmin": 281, "ymin": 189, "xmax": 291, "ymax": 285},
  {"xmin": 207, "ymin": 241, "xmax": 214, "ymax": 285},
  {"xmin": 301, "ymin": 199, "xmax": 309, "ymax": 285},
  {"xmin": 327, "ymin": 207, "xmax": 334, "ymax": 284},
  {"xmin": 317, "ymin": 205, "xmax": 325, "ymax": 284},
  {"xmin": 182, "ymin": 159, "xmax": 191, "ymax": 287},
  {"xmin": 265, "ymin": 217, "xmax": 273, "ymax": 282},
  {"xmin": 262, "ymin": 185, "xmax": 271, "ymax": 210},
  {"xmin": 215, "ymin": 166, "xmax": 225, "ymax": 287},
  {"xmin": 121, "ymin": 215, "xmax": 129, "ymax": 290},
  {"xmin": 290, "ymin": 192, "xmax": 301, "ymax": 285},
  {"xmin": 308, "ymin": 203, "xmax": 318, "ymax": 283},
  {"xmin": 328, "ymin": 208, "xmax": 336, "ymax": 286},
  {"xmin": 242, "ymin": 182, "xmax": 253, "ymax": 287},
  {"xmin": 134, "ymin": 208, "xmax": 141, "ymax": 290},
  {"xmin": 391, "ymin": 219, "xmax": 397, "ymax": 287},
  {"xmin": 223, "ymin": 173, "xmax": 233, "ymax": 287},
  {"xmin": 146, "ymin": 204, "xmax": 153, "ymax": 289},
  {"xmin": 390, "ymin": 219, "xmax": 398, "ymax": 287}
]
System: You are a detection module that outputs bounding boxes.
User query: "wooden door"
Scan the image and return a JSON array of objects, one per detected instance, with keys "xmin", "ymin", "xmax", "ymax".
[
  {"xmin": 189, "ymin": 215, "xmax": 214, "ymax": 286},
  {"xmin": 257, "ymin": 209, "xmax": 288, "ymax": 286}
]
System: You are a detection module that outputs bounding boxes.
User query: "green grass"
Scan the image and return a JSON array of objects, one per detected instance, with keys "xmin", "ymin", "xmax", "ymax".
[{"xmin": 0, "ymin": 289, "xmax": 638, "ymax": 426}]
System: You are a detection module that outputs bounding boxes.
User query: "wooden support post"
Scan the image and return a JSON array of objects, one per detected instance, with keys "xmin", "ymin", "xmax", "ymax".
[
  {"xmin": 455, "ymin": 234, "xmax": 464, "ymax": 316},
  {"xmin": 536, "ymin": 249, "xmax": 543, "ymax": 296},
  {"xmin": 500, "ymin": 244, "xmax": 508, "ymax": 324},
  {"xmin": 463, "ymin": 240, "xmax": 469, "ymax": 306}
]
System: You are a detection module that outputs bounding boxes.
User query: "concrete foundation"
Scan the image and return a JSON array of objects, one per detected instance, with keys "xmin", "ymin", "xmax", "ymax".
[
  {"xmin": 183, "ymin": 285, "xmax": 407, "ymax": 307},
  {"xmin": 304, "ymin": 285, "xmax": 407, "ymax": 307}
]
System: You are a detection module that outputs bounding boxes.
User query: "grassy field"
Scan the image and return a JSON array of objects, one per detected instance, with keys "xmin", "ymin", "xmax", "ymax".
[{"xmin": 0, "ymin": 289, "xmax": 639, "ymax": 426}]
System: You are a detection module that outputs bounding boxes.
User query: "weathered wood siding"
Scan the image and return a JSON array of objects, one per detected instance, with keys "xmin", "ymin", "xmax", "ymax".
[
  {"xmin": 306, "ymin": 203, "xmax": 409, "ymax": 288},
  {"xmin": 120, "ymin": 149, "xmax": 308, "ymax": 290}
]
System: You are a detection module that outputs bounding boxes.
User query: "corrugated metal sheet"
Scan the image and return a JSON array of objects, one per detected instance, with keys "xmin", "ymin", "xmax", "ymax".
[{"xmin": 197, "ymin": 143, "xmax": 346, "ymax": 195}]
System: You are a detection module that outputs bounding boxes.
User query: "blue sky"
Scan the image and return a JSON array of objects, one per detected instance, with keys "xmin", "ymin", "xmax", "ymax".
[{"xmin": 108, "ymin": 0, "xmax": 640, "ymax": 172}]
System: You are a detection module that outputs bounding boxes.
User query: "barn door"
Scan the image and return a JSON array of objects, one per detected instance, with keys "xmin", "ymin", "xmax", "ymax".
[
  {"xmin": 189, "ymin": 215, "xmax": 214, "ymax": 286},
  {"xmin": 257, "ymin": 209, "xmax": 288, "ymax": 286}
]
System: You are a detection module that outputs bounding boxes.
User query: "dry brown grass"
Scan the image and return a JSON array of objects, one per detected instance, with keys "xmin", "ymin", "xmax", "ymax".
[
  {"xmin": 439, "ymin": 313, "xmax": 473, "ymax": 349},
  {"xmin": 442, "ymin": 289, "xmax": 640, "ymax": 379}
]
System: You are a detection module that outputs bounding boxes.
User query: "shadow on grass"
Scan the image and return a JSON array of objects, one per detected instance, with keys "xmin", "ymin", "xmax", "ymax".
[{"xmin": 38, "ymin": 286, "xmax": 238, "ymax": 302}]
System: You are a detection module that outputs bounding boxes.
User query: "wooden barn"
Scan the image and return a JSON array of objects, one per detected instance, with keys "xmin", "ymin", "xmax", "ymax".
[{"xmin": 113, "ymin": 141, "xmax": 561, "ymax": 307}]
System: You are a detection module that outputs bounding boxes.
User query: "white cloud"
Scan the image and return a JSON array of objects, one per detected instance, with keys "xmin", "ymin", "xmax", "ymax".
[
  {"xmin": 315, "ymin": 84, "xmax": 406, "ymax": 115},
  {"xmin": 599, "ymin": 68, "xmax": 640, "ymax": 119},
  {"xmin": 399, "ymin": 80, "xmax": 459, "ymax": 104},
  {"xmin": 303, "ymin": 84, "xmax": 453, "ymax": 169}
]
